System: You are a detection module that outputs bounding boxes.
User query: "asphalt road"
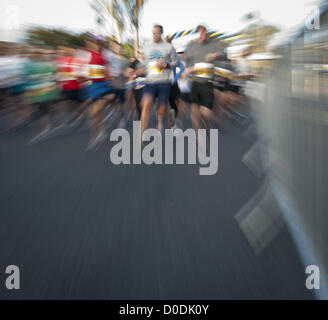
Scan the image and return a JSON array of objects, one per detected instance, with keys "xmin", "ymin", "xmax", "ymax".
[{"xmin": 0, "ymin": 113, "xmax": 314, "ymax": 299}]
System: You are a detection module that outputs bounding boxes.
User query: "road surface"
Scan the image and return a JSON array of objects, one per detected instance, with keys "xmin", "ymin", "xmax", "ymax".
[{"xmin": 0, "ymin": 114, "xmax": 314, "ymax": 299}]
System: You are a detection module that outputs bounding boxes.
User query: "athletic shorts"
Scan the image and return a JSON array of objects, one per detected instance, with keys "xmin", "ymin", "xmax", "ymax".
[
  {"xmin": 62, "ymin": 89, "xmax": 80, "ymax": 102},
  {"xmin": 114, "ymin": 88, "xmax": 126, "ymax": 103},
  {"xmin": 227, "ymin": 83, "xmax": 240, "ymax": 94},
  {"xmin": 107, "ymin": 79, "xmax": 127, "ymax": 103},
  {"xmin": 142, "ymin": 82, "xmax": 171, "ymax": 105},
  {"xmin": 189, "ymin": 81, "xmax": 214, "ymax": 109},
  {"xmin": 213, "ymin": 81, "xmax": 228, "ymax": 92},
  {"xmin": 79, "ymin": 81, "xmax": 114, "ymax": 102},
  {"xmin": 180, "ymin": 92, "xmax": 190, "ymax": 103},
  {"xmin": 170, "ymin": 83, "xmax": 180, "ymax": 101}
]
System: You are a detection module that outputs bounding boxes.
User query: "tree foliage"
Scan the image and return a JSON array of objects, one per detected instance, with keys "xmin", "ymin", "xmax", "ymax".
[
  {"xmin": 90, "ymin": 0, "xmax": 126, "ymax": 42},
  {"xmin": 90, "ymin": 0, "xmax": 148, "ymax": 54},
  {"xmin": 121, "ymin": 39, "xmax": 135, "ymax": 57},
  {"xmin": 24, "ymin": 26, "xmax": 135, "ymax": 58},
  {"xmin": 25, "ymin": 27, "xmax": 85, "ymax": 48}
]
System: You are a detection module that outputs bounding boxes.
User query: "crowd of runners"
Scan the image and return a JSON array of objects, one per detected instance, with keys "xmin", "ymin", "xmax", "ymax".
[{"xmin": 0, "ymin": 24, "xmax": 256, "ymax": 151}]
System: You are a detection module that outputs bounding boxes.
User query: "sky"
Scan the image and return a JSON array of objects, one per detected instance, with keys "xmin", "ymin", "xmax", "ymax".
[{"xmin": 0, "ymin": 0, "xmax": 319, "ymax": 42}]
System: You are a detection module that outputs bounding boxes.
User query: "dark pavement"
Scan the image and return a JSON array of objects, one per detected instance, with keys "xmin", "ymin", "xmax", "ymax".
[{"xmin": 0, "ymin": 117, "xmax": 314, "ymax": 299}]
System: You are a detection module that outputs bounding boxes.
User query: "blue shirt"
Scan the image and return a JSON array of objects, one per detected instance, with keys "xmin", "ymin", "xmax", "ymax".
[{"xmin": 173, "ymin": 57, "xmax": 185, "ymax": 84}]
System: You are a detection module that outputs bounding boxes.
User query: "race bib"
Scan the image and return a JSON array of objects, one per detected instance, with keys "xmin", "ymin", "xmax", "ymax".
[
  {"xmin": 149, "ymin": 61, "xmax": 164, "ymax": 75},
  {"xmin": 194, "ymin": 63, "xmax": 214, "ymax": 79},
  {"xmin": 88, "ymin": 65, "xmax": 106, "ymax": 78}
]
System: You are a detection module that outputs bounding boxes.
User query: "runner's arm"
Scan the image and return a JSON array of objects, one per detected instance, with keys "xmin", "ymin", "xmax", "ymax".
[{"xmin": 174, "ymin": 57, "xmax": 185, "ymax": 83}]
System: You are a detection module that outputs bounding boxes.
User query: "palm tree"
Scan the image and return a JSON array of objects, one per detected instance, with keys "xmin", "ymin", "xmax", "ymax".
[
  {"xmin": 90, "ymin": 0, "xmax": 125, "ymax": 43},
  {"xmin": 123, "ymin": 0, "xmax": 148, "ymax": 56},
  {"xmin": 108, "ymin": 0, "xmax": 125, "ymax": 43}
]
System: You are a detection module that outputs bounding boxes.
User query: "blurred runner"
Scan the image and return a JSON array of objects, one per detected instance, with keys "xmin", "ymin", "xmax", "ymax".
[
  {"xmin": 126, "ymin": 56, "xmax": 146, "ymax": 120},
  {"xmin": 104, "ymin": 40, "xmax": 130, "ymax": 128},
  {"xmin": 232, "ymin": 50, "xmax": 256, "ymax": 107},
  {"xmin": 0, "ymin": 43, "xmax": 29, "ymax": 132},
  {"xmin": 23, "ymin": 47, "xmax": 60, "ymax": 143},
  {"xmin": 137, "ymin": 24, "xmax": 178, "ymax": 142},
  {"xmin": 184, "ymin": 25, "xmax": 225, "ymax": 132},
  {"xmin": 56, "ymin": 45, "xmax": 82, "ymax": 127},
  {"xmin": 76, "ymin": 33, "xmax": 116, "ymax": 151},
  {"xmin": 176, "ymin": 48, "xmax": 191, "ymax": 129},
  {"xmin": 164, "ymin": 37, "xmax": 185, "ymax": 129}
]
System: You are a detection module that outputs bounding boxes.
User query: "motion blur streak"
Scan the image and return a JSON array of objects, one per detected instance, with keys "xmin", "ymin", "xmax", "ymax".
[
  {"xmin": 0, "ymin": 0, "xmax": 327, "ymax": 300},
  {"xmin": 239, "ymin": 1, "xmax": 328, "ymax": 298}
]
